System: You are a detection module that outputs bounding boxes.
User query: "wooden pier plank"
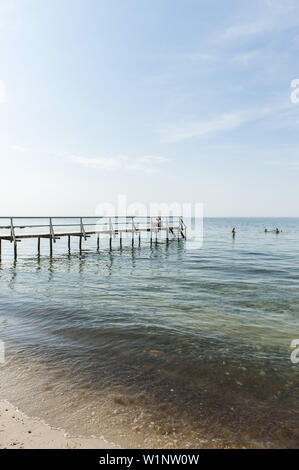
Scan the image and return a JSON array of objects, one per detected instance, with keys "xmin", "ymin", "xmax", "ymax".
[{"xmin": 0, "ymin": 226, "xmax": 180, "ymax": 240}]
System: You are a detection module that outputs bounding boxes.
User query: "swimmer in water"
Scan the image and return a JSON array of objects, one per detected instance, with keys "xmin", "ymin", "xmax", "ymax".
[
  {"xmin": 264, "ymin": 228, "xmax": 268, "ymax": 232},
  {"xmin": 275, "ymin": 228, "xmax": 280, "ymax": 234},
  {"xmin": 232, "ymin": 227, "xmax": 236, "ymax": 237}
]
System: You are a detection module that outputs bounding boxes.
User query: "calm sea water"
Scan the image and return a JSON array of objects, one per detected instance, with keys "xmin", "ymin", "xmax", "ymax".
[{"xmin": 0, "ymin": 218, "xmax": 298, "ymax": 448}]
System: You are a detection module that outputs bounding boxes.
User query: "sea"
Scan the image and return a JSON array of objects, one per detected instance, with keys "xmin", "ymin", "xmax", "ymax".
[{"xmin": 0, "ymin": 217, "xmax": 298, "ymax": 448}]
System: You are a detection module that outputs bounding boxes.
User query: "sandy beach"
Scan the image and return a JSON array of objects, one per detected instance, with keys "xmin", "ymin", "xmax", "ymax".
[{"xmin": 0, "ymin": 401, "xmax": 119, "ymax": 449}]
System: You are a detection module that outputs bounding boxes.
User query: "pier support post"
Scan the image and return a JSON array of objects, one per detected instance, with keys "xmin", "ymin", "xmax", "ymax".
[
  {"xmin": 37, "ymin": 237, "xmax": 40, "ymax": 256},
  {"xmin": 68, "ymin": 235, "xmax": 71, "ymax": 253},
  {"xmin": 149, "ymin": 217, "xmax": 152, "ymax": 245},
  {"xmin": 139, "ymin": 231, "xmax": 141, "ymax": 246},
  {"xmin": 79, "ymin": 235, "xmax": 82, "ymax": 252},
  {"xmin": 109, "ymin": 217, "xmax": 113, "ymax": 250},
  {"xmin": 132, "ymin": 218, "xmax": 135, "ymax": 247},
  {"xmin": 0, "ymin": 239, "xmax": 1, "ymax": 262},
  {"xmin": 50, "ymin": 238, "xmax": 53, "ymax": 257},
  {"xmin": 166, "ymin": 218, "xmax": 169, "ymax": 244},
  {"xmin": 119, "ymin": 232, "xmax": 122, "ymax": 248},
  {"xmin": 97, "ymin": 234, "xmax": 100, "ymax": 251}
]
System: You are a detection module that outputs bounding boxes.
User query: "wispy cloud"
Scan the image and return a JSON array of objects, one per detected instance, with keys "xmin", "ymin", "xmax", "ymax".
[
  {"xmin": 67, "ymin": 154, "xmax": 169, "ymax": 173},
  {"xmin": 159, "ymin": 105, "xmax": 283, "ymax": 143},
  {"xmin": 126, "ymin": 155, "xmax": 169, "ymax": 171},
  {"xmin": 186, "ymin": 52, "xmax": 217, "ymax": 62},
  {"xmin": 70, "ymin": 154, "xmax": 127, "ymax": 171},
  {"xmin": 160, "ymin": 113, "xmax": 244, "ymax": 143},
  {"xmin": 232, "ymin": 49, "xmax": 262, "ymax": 68},
  {"xmin": 220, "ymin": 2, "xmax": 299, "ymax": 42},
  {"xmin": 0, "ymin": 80, "xmax": 5, "ymax": 104},
  {"xmin": 222, "ymin": 20, "xmax": 268, "ymax": 40},
  {"xmin": 11, "ymin": 145, "xmax": 32, "ymax": 152},
  {"xmin": 267, "ymin": 161, "xmax": 299, "ymax": 167}
]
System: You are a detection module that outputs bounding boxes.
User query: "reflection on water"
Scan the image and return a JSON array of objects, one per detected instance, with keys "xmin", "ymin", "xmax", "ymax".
[{"xmin": 0, "ymin": 218, "xmax": 298, "ymax": 448}]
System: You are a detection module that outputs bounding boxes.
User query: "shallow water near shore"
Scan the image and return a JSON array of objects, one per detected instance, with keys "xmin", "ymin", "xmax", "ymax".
[{"xmin": 0, "ymin": 217, "xmax": 298, "ymax": 448}]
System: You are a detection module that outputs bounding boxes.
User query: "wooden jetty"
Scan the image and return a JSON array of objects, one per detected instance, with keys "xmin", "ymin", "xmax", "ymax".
[{"xmin": 0, "ymin": 216, "xmax": 187, "ymax": 260}]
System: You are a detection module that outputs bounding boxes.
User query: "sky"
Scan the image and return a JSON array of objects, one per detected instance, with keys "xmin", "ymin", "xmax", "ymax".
[{"xmin": 0, "ymin": 0, "xmax": 299, "ymax": 216}]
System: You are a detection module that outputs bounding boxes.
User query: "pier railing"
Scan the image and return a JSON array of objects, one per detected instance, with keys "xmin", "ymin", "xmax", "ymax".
[{"xmin": 0, "ymin": 216, "xmax": 186, "ymax": 259}]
